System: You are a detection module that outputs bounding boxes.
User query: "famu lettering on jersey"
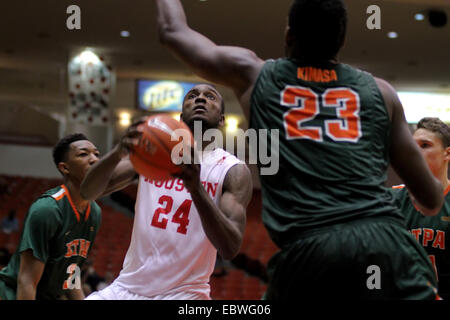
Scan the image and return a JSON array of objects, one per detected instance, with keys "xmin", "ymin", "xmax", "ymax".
[
  {"xmin": 65, "ymin": 239, "xmax": 91, "ymax": 258},
  {"xmin": 410, "ymin": 228, "xmax": 445, "ymax": 250},
  {"xmin": 391, "ymin": 184, "xmax": 450, "ymax": 294}
]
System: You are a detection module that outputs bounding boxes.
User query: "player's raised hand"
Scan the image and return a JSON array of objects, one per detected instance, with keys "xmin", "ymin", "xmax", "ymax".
[
  {"xmin": 172, "ymin": 144, "xmax": 201, "ymax": 192},
  {"xmin": 117, "ymin": 117, "xmax": 146, "ymax": 158}
]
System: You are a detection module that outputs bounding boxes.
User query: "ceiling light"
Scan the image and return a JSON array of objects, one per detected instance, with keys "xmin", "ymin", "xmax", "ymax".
[
  {"xmin": 387, "ymin": 32, "xmax": 398, "ymax": 39},
  {"xmin": 226, "ymin": 117, "xmax": 239, "ymax": 134},
  {"xmin": 79, "ymin": 50, "xmax": 100, "ymax": 65},
  {"xmin": 119, "ymin": 112, "xmax": 131, "ymax": 127},
  {"xmin": 414, "ymin": 13, "xmax": 425, "ymax": 21},
  {"xmin": 120, "ymin": 30, "xmax": 130, "ymax": 38}
]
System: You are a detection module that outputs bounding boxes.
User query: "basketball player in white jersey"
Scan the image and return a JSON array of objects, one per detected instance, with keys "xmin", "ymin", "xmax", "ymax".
[{"xmin": 80, "ymin": 84, "xmax": 253, "ymax": 300}]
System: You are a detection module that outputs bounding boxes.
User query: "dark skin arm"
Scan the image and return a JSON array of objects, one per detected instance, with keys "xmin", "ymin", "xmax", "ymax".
[
  {"xmin": 80, "ymin": 121, "xmax": 142, "ymax": 201},
  {"xmin": 375, "ymin": 77, "xmax": 444, "ymax": 215},
  {"xmin": 80, "ymin": 149, "xmax": 137, "ymax": 201},
  {"xmin": 176, "ymin": 159, "xmax": 252, "ymax": 260},
  {"xmin": 16, "ymin": 250, "xmax": 44, "ymax": 300},
  {"xmin": 155, "ymin": 0, "xmax": 264, "ymax": 120}
]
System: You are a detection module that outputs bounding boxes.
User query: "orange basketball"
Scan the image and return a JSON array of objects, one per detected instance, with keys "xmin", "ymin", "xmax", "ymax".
[{"xmin": 130, "ymin": 114, "xmax": 194, "ymax": 181}]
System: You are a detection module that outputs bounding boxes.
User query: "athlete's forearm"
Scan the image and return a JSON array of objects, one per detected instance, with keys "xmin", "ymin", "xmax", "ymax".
[
  {"xmin": 156, "ymin": 0, "xmax": 188, "ymax": 38},
  {"xmin": 16, "ymin": 279, "xmax": 37, "ymax": 300},
  {"xmin": 80, "ymin": 145, "xmax": 123, "ymax": 201},
  {"xmin": 189, "ymin": 186, "xmax": 242, "ymax": 260},
  {"xmin": 409, "ymin": 185, "xmax": 444, "ymax": 217},
  {"xmin": 17, "ymin": 250, "xmax": 44, "ymax": 300}
]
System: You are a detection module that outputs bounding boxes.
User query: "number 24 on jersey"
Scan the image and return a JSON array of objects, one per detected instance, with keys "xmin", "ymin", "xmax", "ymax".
[
  {"xmin": 151, "ymin": 195, "xmax": 192, "ymax": 235},
  {"xmin": 282, "ymin": 86, "xmax": 362, "ymax": 143}
]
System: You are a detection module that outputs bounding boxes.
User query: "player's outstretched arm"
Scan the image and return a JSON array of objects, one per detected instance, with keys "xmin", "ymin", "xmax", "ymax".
[
  {"xmin": 178, "ymin": 161, "xmax": 252, "ymax": 260},
  {"xmin": 80, "ymin": 121, "xmax": 142, "ymax": 201},
  {"xmin": 155, "ymin": 0, "xmax": 264, "ymax": 119},
  {"xmin": 376, "ymin": 78, "xmax": 444, "ymax": 215}
]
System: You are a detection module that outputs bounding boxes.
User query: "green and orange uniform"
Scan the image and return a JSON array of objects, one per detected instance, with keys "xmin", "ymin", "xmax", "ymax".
[
  {"xmin": 250, "ymin": 58, "xmax": 438, "ymax": 299},
  {"xmin": 392, "ymin": 184, "xmax": 450, "ymax": 300},
  {"xmin": 0, "ymin": 185, "xmax": 101, "ymax": 300}
]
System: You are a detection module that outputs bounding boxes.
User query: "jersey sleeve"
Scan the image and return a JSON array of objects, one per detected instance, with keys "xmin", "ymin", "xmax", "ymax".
[{"xmin": 18, "ymin": 197, "xmax": 61, "ymax": 263}]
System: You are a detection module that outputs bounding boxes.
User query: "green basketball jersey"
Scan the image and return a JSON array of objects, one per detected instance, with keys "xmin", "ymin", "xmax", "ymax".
[
  {"xmin": 0, "ymin": 185, "xmax": 101, "ymax": 300},
  {"xmin": 250, "ymin": 58, "xmax": 403, "ymax": 247},
  {"xmin": 392, "ymin": 185, "xmax": 450, "ymax": 297}
]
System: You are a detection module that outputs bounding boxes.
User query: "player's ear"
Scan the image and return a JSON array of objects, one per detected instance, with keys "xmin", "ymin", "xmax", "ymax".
[
  {"xmin": 58, "ymin": 162, "xmax": 69, "ymax": 176},
  {"xmin": 444, "ymin": 146, "xmax": 450, "ymax": 161}
]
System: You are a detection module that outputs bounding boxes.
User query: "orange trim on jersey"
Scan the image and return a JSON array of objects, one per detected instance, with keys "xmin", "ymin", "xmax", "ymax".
[
  {"xmin": 411, "ymin": 201, "xmax": 421, "ymax": 212},
  {"xmin": 84, "ymin": 203, "xmax": 91, "ymax": 222},
  {"xmin": 52, "ymin": 188, "xmax": 65, "ymax": 201},
  {"xmin": 444, "ymin": 184, "xmax": 450, "ymax": 196},
  {"xmin": 54, "ymin": 193, "xmax": 65, "ymax": 201},
  {"xmin": 61, "ymin": 185, "xmax": 81, "ymax": 222},
  {"xmin": 391, "ymin": 184, "xmax": 405, "ymax": 189}
]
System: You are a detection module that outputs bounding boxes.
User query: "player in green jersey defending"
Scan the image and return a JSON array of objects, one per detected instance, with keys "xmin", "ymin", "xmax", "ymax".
[
  {"xmin": 392, "ymin": 117, "xmax": 450, "ymax": 299},
  {"xmin": 0, "ymin": 134, "xmax": 104, "ymax": 300},
  {"xmin": 154, "ymin": 0, "xmax": 444, "ymax": 299}
]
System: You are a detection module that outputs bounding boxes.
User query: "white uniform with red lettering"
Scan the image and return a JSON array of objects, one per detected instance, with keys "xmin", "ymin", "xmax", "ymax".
[{"xmin": 86, "ymin": 148, "xmax": 241, "ymax": 300}]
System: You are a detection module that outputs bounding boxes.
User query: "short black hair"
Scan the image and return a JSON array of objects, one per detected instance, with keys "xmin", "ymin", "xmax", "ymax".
[
  {"xmin": 288, "ymin": 0, "xmax": 347, "ymax": 61},
  {"xmin": 417, "ymin": 117, "xmax": 450, "ymax": 148},
  {"xmin": 52, "ymin": 133, "xmax": 89, "ymax": 168}
]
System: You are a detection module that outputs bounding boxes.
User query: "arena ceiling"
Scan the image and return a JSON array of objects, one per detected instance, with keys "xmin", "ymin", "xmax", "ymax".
[{"xmin": 0, "ymin": 0, "xmax": 448, "ymax": 119}]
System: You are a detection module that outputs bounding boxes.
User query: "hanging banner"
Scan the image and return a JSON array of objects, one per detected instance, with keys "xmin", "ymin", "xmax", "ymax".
[{"xmin": 68, "ymin": 50, "xmax": 113, "ymax": 126}]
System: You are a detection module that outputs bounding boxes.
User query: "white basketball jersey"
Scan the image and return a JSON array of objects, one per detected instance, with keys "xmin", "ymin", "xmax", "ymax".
[{"xmin": 114, "ymin": 148, "xmax": 242, "ymax": 298}]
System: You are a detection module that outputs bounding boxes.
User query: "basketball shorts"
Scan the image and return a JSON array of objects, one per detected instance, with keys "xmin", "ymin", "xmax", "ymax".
[
  {"xmin": 264, "ymin": 217, "xmax": 439, "ymax": 300},
  {"xmin": 85, "ymin": 281, "xmax": 210, "ymax": 300}
]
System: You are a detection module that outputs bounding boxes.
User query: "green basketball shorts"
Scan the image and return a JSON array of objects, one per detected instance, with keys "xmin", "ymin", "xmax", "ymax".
[{"xmin": 264, "ymin": 217, "xmax": 439, "ymax": 300}]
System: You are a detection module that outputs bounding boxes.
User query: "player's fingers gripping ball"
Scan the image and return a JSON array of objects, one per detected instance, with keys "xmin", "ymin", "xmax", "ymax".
[{"xmin": 129, "ymin": 115, "xmax": 194, "ymax": 181}]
